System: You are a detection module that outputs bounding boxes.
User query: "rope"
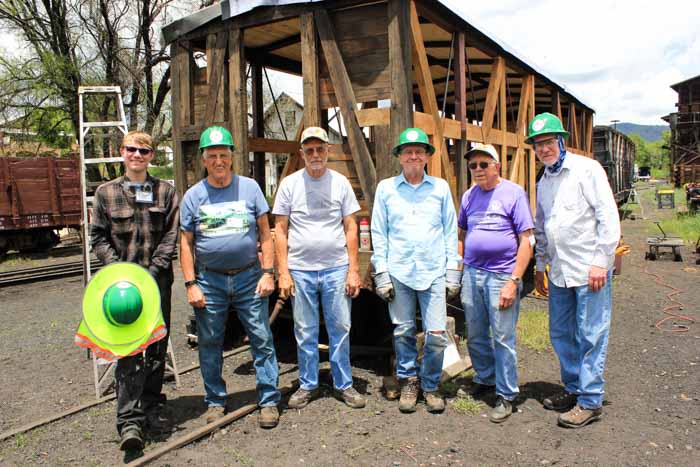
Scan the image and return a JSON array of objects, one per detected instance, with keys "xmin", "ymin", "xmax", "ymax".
[{"xmin": 641, "ymin": 267, "xmax": 696, "ymax": 332}]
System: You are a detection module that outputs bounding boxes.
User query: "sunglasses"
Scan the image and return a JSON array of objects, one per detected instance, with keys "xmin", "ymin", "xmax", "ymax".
[
  {"xmin": 468, "ymin": 161, "xmax": 496, "ymax": 170},
  {"xmin": 303, "ymin": 146, "xmax": 328, "ymax": 156},
  {"xmin": 124, "ymin": 145, "xmax": 153, "ymax": 155}
]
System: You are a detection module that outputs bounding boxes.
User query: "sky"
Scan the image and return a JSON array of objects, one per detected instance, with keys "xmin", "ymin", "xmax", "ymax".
[{"xmin": 441, "ymin": 0, "xmax": 700, "ymax": 125}]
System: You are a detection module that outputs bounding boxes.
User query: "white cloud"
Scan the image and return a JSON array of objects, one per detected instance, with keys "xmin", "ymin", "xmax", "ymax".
[{"xmin": 444, "ymin": 0, "xmax": 700, "ymax": 125}]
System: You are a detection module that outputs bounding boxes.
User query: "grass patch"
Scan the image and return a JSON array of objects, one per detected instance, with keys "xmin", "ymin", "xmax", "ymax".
[
  {"xmin": 517, "ymin": 308, "xmax": 550, "ymax": 351},
  {"xmin": 658, "ymin": 214, "xmax": 700, "ymax": 244},
  {"xmin": 14, "ymin": 433, "xmax": 25, "ymax": 449},
  {"xmin": 0, "ymin": 256, "xmax": 34, "ymax": 268},
  {"xmin": 451, "ymin": 395, "xmax": 483, "ymax": 415}
]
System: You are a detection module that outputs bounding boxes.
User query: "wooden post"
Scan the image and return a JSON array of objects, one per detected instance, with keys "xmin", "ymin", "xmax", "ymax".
[
  {"xmin": 229, "ymin": 28, "xmax": 249, "ymax": 177},
  {"xmin": 499, "ymin": 74, "xmax": 508, "ymax": 175},
  {"xmin": 205, "ymin": 32, "xmax": 227, "ymax": 125},
  {"xmin": 552, "ymin": 91, "xmax": 561, "ymax": 121},
  {"xmin": 454, "ymin": 31, "xmax": 467, "ymax": 197},
  {"xmin": 251, "ymin": 63, "xmax": 266, "ymax": 192},
  {"xmin": 386, "ymin": 0, "xmax": 411, "ymax": 181},
  {"xmin": 300, "ymin": 13, "xmax": 321, "ymax": 128},
  {"xmin": 481, "ymin": 57, "xmax": 505, "ymax": 142},
  {"xmin": 315, "ymin": 9, "xmax": 377, "ymax": 206},
  {"xmin": 170, "ymin": 42, "xmax": 186, "ymax": 195},
  {"xmin": 569, "ymin": 102, "xmax": 579, "ymax": 149}
]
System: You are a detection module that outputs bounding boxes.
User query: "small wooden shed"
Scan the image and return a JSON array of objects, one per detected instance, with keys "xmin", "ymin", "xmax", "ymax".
[{"xmin": 162, "ymin": 0, "xmax": 594, "ymax": 213}]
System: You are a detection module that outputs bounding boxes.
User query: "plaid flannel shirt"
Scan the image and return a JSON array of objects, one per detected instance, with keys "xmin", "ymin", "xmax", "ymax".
[{"xmin": 91, "ymin": 174, "xmax": 179, "ymax": 276}]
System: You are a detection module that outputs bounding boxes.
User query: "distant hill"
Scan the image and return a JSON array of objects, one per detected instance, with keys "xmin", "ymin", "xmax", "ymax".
[{"xmin": 615, "ymin": 123, "xmax": 668, "ymax": 142}]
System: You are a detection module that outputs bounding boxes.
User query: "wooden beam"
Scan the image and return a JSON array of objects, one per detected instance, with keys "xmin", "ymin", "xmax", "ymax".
[
  {"xmin": 170, "ymin": 42, "xmax": 186, "ymax": 196},
  {"xmin": 251, "ymin": 63, "xmax": 265, "ymax": 191},
  {"xmin": 585, "ymin": 111, "xmax": 593, "ymax": 153},
  {"xmin": 315, "ymin": 9, "xmax": 377, "ymax": 205},
  {"xmin": 228, "ymin": 28, "xmax": 249, "ymax": 177},
  {"xmin": 569, "ymin": 102, "xmax": 579, "ymax": 149},
  {"xmin": 357, "ymin": 107, "xmax": 390, "ymax": 127},
  {"xmin": 552, "ymin": 91, "xmax": 562, "ymax": 120},
  {"xmin": 454, "ymin": 31, "xmax": 467, "ymax": 197},
  {"xmin": 409, "ymin": 0, "xmax": 455, "ymax": 193},
  {"xmin": 509, "ymin": 74, "xmax": 533, "ymax": 186},
  {"xmin": 387, "ymin": 0, "xmax": 412, "ymax": 180},
  {"xmin": 205, "ymin": 32, "xmax": 227, "ymax": 125},
  {"xmin": 253, "ymin": 33, "xmax": 301, "ymax": 53},
  {"xmin": 480, "ymin": 57, "xmax": 505, "ymax": 142},
  {"xmin": 499, "ymin": 72, "xmax": 507, "ymax": 174},
  {"xmin": 248, "ymin": 137, "xmax": 300, "ymax": 154},
  {"xmin": 300, "ymin": 13, "xmax": 321, "ymax": 128}
]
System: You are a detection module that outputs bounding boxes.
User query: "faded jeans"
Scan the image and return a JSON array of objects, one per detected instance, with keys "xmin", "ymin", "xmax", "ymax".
[
  {"xmin": 194, "ymin": 262, "xmax": 280, "ymax": 408},
  {"xmin": 548, "ymin": 270, "xmax": 613, "ymax": 409},
  {"xmin": 461, "ymin": 266, "xmax": 521, "ymax": 401},
  {"xmin": 290, "ymin": 264, "xmax": 353, "ymax": 391},
  {"xmin": 388, "ymin": 275, "xmax": 447, "ymax": 392}
]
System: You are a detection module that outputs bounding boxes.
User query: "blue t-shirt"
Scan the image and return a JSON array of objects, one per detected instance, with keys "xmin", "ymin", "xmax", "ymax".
[
  {"xmin": 180, "ymin": 176, "xmax": 269, "ymax": 270},
  {"xmin": 458, "ymin": 179, "xmax": 534, "ymax": 274}
]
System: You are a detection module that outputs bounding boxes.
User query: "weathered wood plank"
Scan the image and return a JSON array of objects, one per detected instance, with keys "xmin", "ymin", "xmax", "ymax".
[
  {"xmin": 454, "ymin": 31, "xmax": 468, "ymax": 197},
  {"xmin": 387, "ymin": 0, "xmax": 412, "ymax": 181},
  {"xmin": 205, "ymin": 32, "xmax": 227, "ymax": 125},
  {"xmin": 499, "ymin": 73, "xmax": 508, "ymax": 174},
  {"xmin": 300, "ymin": 13, "xmax": 321, "ymax": 128},
  {"xmin": 480, "ymin": 57, "xmax": 505, "ymax": 142},
  {"xmin": 170, "ymin": 42, "xmax": 186, "ymax": 195},
  {"xmin": 228, "ymin": 28, "xmax": 249, "ymax": 176},
  {"xmin": 569, "ymin": 102, "xmax": 579, "ymax": 149},
  {"xmin": 315, "ymin": 9, "xmax": 377, "ymax": 205},
  {"xmin": 248, "ymin": 137, "xmax": 300, "ymax": 154}
]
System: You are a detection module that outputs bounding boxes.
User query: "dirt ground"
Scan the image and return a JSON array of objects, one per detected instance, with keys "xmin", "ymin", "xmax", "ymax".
[{"xmin": 0, "ymin": 183, "xmax": 698, "ymax": 466}]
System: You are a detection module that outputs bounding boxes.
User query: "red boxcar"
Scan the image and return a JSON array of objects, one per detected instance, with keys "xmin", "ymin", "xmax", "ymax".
[{"xmin": 0, "ymin": 157, "xmax": 81, "ymax": 255}]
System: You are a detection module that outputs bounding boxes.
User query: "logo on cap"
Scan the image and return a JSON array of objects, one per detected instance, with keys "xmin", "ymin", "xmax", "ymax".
[
  {"xmin": 532, "ymin": 118, "xmax": 546, "ymax": 131},
  {"xmin": 406, "ymin": 130, "xmax": 420, "ymax": 141},
  {"xmin": 210, "ymin": 129, "xmax": 223, "ymax": 143}
]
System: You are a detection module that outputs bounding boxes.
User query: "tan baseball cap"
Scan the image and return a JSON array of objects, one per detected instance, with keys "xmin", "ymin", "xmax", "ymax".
[
  {"xmin": 300, "ymin": 126, "xmax": 329, "ymax": 144},
  {"xmin": 464, "ymin": 143, "xmax": 499, "ymax": 162}
]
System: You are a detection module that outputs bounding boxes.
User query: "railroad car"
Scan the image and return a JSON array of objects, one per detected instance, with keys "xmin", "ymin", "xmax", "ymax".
[
  {"xmin": 0, "ymin": 156, "xmax": 81, "ymax": 256},
  {"xmin": 593, "ymin": 126, "xmax": 636, "ymax": 205}
]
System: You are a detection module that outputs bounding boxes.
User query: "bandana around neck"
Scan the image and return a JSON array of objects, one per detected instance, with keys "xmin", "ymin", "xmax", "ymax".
[{"xmin": 545, "ymin": 136, "xmax": 567, "ymax": 175}]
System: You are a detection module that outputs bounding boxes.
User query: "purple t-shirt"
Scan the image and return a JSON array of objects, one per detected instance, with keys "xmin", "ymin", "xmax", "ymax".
[{"xmin": 458, "ymin": 179, "xmax": 534, "ymax": 274}]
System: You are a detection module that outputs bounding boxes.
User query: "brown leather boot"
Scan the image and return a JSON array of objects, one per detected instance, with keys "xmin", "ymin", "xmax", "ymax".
[
  {"xmin": 558, "ymin": 405, "xmax": 602, "ymax": 428},
  {"xmin": 259, "ymin": 405, "xmax": 279, "ymax": 429},
  {"xmin": 398, "ymin": 377, "xmax": 420, "ymax": 413}
]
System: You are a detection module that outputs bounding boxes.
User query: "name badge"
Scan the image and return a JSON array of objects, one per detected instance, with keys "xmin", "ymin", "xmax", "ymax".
[{"xmin": 135, "ymin": 187, "xmax": 154, "ymax": 203}]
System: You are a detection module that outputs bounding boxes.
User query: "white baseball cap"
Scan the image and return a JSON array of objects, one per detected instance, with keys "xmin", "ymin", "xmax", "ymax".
[
  {"xmin": 464, "ymin": 143, "xmax": 499, "ymax": 162},
  {"xmin": 300, "ymin": 126, "xmax": 329, "ymax": 144}
]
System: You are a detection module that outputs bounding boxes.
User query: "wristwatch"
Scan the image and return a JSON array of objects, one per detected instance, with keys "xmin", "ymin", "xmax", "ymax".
[
  {"xmin": 262, "ymin": 268, "xmax": 275, "ymax": 275},
  {"xmin": 510, "ymin": 275, "xmax": 521, "ymax": 284},
  {"xmin": 184, "ymin": 279, "xmax": 197, "ymax": 288}
]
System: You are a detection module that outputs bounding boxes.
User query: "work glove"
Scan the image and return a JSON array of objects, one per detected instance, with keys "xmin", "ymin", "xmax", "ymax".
[
  {"xmin": 445, "ymin": 269, "xmax": 462, "ymax": 302},
  {"xmin": 373, "ymin": 272, "xmax": 394, "ymax": 302}
]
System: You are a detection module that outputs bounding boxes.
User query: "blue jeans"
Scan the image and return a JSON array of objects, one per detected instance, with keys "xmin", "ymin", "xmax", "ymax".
[
  {"xmin": 194, "ymin": 263, "xmax": 280, "ymax": 407},
  {"xmin": 290, "ymin": 265, "xmax": 353, "ymax": 391},
  {"xmin": 388, "ymin": 275, "xmax": 447, "ymax": 392},
  {"xmin": 548, "ymin": 271, "xmax": 613, "ymax": 409},
  {"xmin": 461, "ymin": 266, "xmax": 520, "ymax": 401}
]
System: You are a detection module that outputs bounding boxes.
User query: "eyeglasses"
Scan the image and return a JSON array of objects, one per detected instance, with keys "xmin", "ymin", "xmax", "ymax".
[
  {"xmin": 468, "ymin": 161, "xmax": 496, "ymax": 170},
  {"xmin": 532, "ymin": 137, "xmax": 558, "ymax": 151},
  {"xmin": 399, "ymin": 149, "xmax": 428, "ymax": 157},
  {"xmin": 303, "ymin": 146, "xmax": 328, "ymax": 156},
  {"xmin": 123, "ymin": 145, "xmax": 153, "ymax": 155},
  {"xmin": 204, "ymin": 153, "xmax": 232, "ymax": 161}
]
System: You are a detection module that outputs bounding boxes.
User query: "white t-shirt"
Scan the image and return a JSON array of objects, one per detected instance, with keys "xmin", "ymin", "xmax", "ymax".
[{"xmin": 273, "ymin": 168, "xmax": 360, "ymax": 271}]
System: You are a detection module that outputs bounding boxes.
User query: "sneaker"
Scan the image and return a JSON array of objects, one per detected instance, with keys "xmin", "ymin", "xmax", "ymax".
[
  {"xmin": 259, "ymin": 405, "xmax": 279, "ymax": 429},
  {"xmin": 338, "ymin": 387, "xmax": 366, "ymax": 409},
  {"xmin": 288, "ymin": 388, "xmax": 316, "ymax": 409},
  {"xmin": 398, "ymin": 377, "xmax": 420, "ymax": 413},
  {"xmin": 470, "ymin": 383, "xmax": 495, "ymax": 398},
  {"xmin": 558, "ymin": 405, "xmax": 602, "ymax": 428},
  {"xmin": 204, "ymin": 405, "xmax": 226, "ymax": 424},
  {"xmin": 423, "ymin": 391, "xmax": 445, "ymax": 413},
  {"xmin": 119, "ymin": 427, "xmax": 144, "ymax": 451},
  {"xmin": 543, "ymin": 391, "xmax": 577, "ymax": 411},
  {"xmin": 489, "ymin": 396, "xmax": 513, "ymax": 423}
]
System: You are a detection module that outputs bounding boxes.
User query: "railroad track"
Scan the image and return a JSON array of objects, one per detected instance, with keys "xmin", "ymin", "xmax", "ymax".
[{"xmin": 0, "ymin": 259, "xmax": 102, "ymax": 287}]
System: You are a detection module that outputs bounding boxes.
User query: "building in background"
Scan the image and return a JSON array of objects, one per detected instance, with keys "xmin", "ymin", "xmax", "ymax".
[{"xmin": 663, "ymin": 74, "xmax": 700, "ymax": 186}]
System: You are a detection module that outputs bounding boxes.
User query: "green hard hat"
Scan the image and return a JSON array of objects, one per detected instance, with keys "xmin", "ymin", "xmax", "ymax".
[
  {"xmin": 102, "ymin": 281, "xmax": 143, "ymax": 326},
  {"xmin": 392, "ymin": 128, "xmax": 435, "ymax": 156},
  {"xmin": 199, "ymin": 126, "xmax": 235, "ymax": 151},
  {"xmin": 525, "ymin": 112, "xmax": 569, "ymax": 144}
]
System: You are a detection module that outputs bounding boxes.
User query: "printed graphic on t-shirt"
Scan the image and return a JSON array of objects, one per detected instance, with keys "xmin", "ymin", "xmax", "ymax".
[
  {"xmin": 198, "ymin": 201, "xmax": 249, "ymax": 236},
  {"xmin": 469, "ymin": 201, "xmax": 510, "ymax": 231}
]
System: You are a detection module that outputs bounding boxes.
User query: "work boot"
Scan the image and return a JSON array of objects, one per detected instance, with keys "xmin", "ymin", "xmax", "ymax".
[
  {"xmin": 423, "ymin": 391, "xmax": 445, "ymax": 413},
  {"xmin": 288, "ymin": 388, "xmax": 316, "ymax": 409},
  {"xmin": 204, "ymin": 405, "xmax": 226, "ymax": 424},
  {"xmin": 338, "ymin": 387, "xmax": 366, "ymax": 409},
  {"xmin": 489, "ymin": 396, "xmax": 513, "ymax": 423},
  {"xmin": 398, "ymin": 377, "xmax": 420, "ymax": 413},
  {"xmin": 542, "ymin": 391, "xmax": 577, "ymax": 411},
  {"xmin": 558, "ymin": 405, "xmax": 602, "ymax": 428},
  {"xmin": 258, "ymin": 406, "xmax": 279, "ymax": 429},
  {"xmin": 119, "ymin": 427, "xmax": 144, "ymax": 451}
]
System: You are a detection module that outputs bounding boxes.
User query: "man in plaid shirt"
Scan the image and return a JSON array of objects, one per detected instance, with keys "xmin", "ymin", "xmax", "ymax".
[{"xmin": 91, "ymin": 130, "xmax": 179, "ymax": 451}]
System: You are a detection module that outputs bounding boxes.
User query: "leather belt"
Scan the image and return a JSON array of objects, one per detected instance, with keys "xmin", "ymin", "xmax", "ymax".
[{"xmin": 200, "ymin": 259, "xmax": 257, "ymax": 276}]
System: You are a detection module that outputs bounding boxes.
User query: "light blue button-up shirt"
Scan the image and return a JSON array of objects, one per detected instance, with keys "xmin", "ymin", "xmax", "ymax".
[{"xmin": 371, "ymin": 172, "xmax": 461, "ymax": 291}]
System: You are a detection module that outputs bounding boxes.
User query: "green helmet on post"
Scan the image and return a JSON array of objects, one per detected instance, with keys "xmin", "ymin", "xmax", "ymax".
[
  {"xmin": 525, "ymin": 112, "xmax": 569, "ymax": 145},
  {"xmin": 199, "ymin": 126, "xmax": 235, "ymax": 152},
  {"xmin": 102, "ymin": 281, "xmax": 143, "ymax": 326},
  {"xmin": 392, "ymin": 128, "xmax": 435, "ymax": 156}
]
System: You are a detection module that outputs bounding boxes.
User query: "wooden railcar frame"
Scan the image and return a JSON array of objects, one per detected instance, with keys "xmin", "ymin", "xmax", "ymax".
[{"xmin": 163, "ymin": 0, "xmax": 594, "ymax": 212}]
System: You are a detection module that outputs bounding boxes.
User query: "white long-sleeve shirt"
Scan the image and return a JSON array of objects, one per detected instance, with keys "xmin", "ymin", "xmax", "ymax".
[{"xmin": 534, "ymin": 153, "xmax": 621, "ymax": 288}]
